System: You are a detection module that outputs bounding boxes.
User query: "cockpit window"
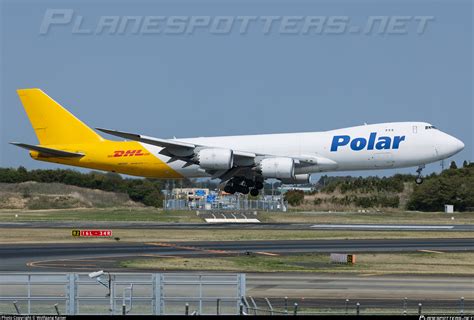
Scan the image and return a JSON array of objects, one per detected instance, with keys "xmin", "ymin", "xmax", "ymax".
[{"xmin": 425, "ymin": 125, "xmax": 437, "ymax": 130}]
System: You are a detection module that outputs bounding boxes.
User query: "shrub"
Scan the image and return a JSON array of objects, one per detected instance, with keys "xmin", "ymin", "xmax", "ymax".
[{"xmin": 284, "ymin": 190, "xmax": 305, "ymax": 206}]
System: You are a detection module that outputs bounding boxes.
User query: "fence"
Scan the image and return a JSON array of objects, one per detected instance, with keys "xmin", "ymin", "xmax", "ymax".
[
  {"xmin": 0, "ymin": 273, "xmax": 245, "ymax": 315},
  {"xmin": 1, "ymin": 273, "xmax": 471, "ymax": 316},
  {"xmin": 239, "ymin": 296, "xmax": 472, "ymax": 316},
  {"xmin": 164, "ymin": 198, "xmax": 287, "ymax": 211}
]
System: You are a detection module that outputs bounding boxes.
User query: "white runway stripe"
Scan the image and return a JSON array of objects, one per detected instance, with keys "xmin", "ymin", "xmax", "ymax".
[{"xmin": 311, "ymin": 224, "xmax": 454, "ymax": 229}]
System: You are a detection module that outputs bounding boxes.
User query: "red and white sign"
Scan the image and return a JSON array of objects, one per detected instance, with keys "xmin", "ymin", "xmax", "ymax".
[{"xmin": 79, "ymin": 230, "xmax": 112, "ymax": 237}]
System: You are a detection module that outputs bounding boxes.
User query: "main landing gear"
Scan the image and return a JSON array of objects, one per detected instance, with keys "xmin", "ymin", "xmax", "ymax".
[
  {"xmin": 415, "ymin": 165, "xmax": 425, "ymax": 184},
  {"xmin": 223, "ymin": 177, "xmax": 264, "ymax": 196}
]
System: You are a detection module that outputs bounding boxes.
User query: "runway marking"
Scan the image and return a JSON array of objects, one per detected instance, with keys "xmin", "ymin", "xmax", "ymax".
[
  {"xmin": 27, "ymin": 254, "xmax": 145, "ymax": 270},
  {"xmin": 145, "ymin": 242, "xmax": 230, "ymax": 255},
  {"xmin": 311, "ymin": 224, "xmax": 454, "ymax": 229},
  {"xmin": 30, "ymin": 263, "xmax": 98, "ymax": 267},
  {"xmin": 139, "ymin": 254, "xmax": 181, "ymax": 258},
  {"xmin": 418, "ymin": 249, "xmax": 444, "ymax": 254},
  {"xmin": 52, "ymin": 259, "xmax": 118, "ymax": 262},
  {"xmin": 256, "ymin": 251, "xmax": 280, "ymax": 256}
]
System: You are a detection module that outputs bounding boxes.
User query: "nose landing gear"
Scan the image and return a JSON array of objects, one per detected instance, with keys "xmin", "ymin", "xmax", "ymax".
[{"xmin": 415, "ymin": 165, "xmax": 425, "ymax": 184}]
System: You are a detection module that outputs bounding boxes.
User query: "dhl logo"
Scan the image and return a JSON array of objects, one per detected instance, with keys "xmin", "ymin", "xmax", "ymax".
[{"xmin": 108, "ymin": 149, "xmax": 150, "ymax": 157}]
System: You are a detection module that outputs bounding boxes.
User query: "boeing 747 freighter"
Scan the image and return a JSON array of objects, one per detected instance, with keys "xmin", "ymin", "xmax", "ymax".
[{"xmin": 12, "ymin": 89, "xmax": 464, "ymax": 196}]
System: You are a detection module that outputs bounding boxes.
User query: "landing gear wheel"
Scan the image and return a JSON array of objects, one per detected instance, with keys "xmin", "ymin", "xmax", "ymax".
[
  {"xmin": 234, "ymin": 184, "xmax": 249, "ymax": 194},
  {"xmin": 224, "ymin": 184, "xmax": 235, "ymax": 194},
  {"xmin": 250, "ymin": 188, "xmax": 259, "ymax": 197},
  {"xmin": 245, "ymin": 179, "xmax": 255, "ymax": 188},
  {"xmin": 255, "ymin": 181, "xmax": 264, "ymax": 190},
  {"xmin": 415, "ymin": 165, "xmax": 425, "ymax": 185}
]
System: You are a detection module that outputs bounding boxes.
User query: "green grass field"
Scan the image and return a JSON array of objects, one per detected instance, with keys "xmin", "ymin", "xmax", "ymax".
[
  {"xmin": 121, "ymin": 251, "xmax": 474, "ymax": 275},
  {"xmin": 258, "ymin": 210, "xmax": 474, "ymax": 225},
  {"xmin": 0, "ymin": 208, "xmax": 472, "ymax": 244},
  {"xmin": 1, "ymin": 227, "xmax": 472, "ymax": 244},
  {"xmin": 1, "ymin": 207, "xmax": 473, "ymax": 225},
  {"xmin": 0, "ymin": 207, "xmax": 201, "ymax": 222}
]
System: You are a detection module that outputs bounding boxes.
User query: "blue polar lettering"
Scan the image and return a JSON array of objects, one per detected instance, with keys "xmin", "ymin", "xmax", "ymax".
[
  {"xmin": 330, "ymin": 135, "xmax": 350, "ymax": 151},
  {"xmin": 375, "ymin": 136, "xmax": 391, "ymax": 150},
  {"xmin": 367, "ymin": 132, "xmax": 377, "ymax": 150},
  {"xmin": 351, "ymin": 137, "xmax": 367, "ymax": 151},
  {"xmin": 392, "ymin": 136, "xmax": 405, "ymax": 149},
  {"xmin": 330, "ymin": 132, "xmax": 406, "ymax": 152}
]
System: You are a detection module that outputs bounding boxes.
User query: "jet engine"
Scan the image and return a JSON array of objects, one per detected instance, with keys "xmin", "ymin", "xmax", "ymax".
[
  {"xmin": 196, "ymin": 148, "xmax": 234, "ymax": 170},
  {"xmin": 258, "ymin": 157, "xmax": 294, "ymax": 179},
  {"xmin": 279, "ymin": 174, "xmax": 310, "ymax": 184}
]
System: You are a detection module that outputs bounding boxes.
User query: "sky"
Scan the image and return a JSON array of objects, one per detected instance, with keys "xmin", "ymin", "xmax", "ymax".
[{"xmin": 0, "ymin": 0, "xmax": 472, "ymax": 180}]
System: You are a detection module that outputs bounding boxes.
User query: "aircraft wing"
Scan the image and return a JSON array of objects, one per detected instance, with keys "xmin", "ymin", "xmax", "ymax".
[
  {"xmin": 96, "ymin": 128, "xmax": 336, "ymax": 181},
  {"xmin": 96, "ymin": 128, "xmax": 195, "ymax": 151},
  {"xmin": 96, "ymin": 128, "xmax": 257, "ymax": 164}
]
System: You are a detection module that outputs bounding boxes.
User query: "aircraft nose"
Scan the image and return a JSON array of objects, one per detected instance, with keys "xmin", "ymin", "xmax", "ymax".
[
  {"xmin": 443, "ymin": 134, "xmax": 465, "ymax": 156},
  {"xmin": 454, "ymin": 137, "xmax": 465, "ymax": 153}
]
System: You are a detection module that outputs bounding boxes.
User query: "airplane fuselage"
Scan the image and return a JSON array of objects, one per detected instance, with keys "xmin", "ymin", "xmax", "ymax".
[
  {"xmin": 14, "ymin": 89, "xmax": 465, "ymax": 185},
  {"xmin": 174, "ymin": 121, "xmax": 463, "ymax": 177},
  {"xmin": 30, "ymin": 121, "xmax": 464, "ymax": 179}
]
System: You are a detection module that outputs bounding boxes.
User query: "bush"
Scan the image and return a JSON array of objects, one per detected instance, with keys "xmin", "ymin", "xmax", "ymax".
[
  {"xmin": 407, "ymin": 166, "xmax": 474, "ymax": 211},
  {"xmin": 284, "ymin": 190, "xmax": 305, "ymax": 206},
  {"xmin": 318, "ymin": 174, "xmax": 410, "ymax": 194}
]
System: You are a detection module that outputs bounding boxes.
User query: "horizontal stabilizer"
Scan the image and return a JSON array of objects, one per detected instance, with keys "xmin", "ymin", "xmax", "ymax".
[{"xmin": 10, "ymin": 142, "xmax": 85, "ymax": 158}]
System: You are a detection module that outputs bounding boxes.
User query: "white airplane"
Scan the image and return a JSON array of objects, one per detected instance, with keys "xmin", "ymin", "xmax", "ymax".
[{"xmin": 13, "ymin": 89, "xmax": 465, "ymax": 196}]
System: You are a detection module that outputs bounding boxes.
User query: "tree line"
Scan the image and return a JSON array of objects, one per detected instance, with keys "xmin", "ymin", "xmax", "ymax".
[
  {"xmin": 407, "ymin": 162, "xmax": 473, "ymax": 211},
  {"xmin": 284, "ymin": 161, "xmax": 473, "ymax": 211},
  {"xmin": 1, "ymin": 161, "xmax": 472, "ymax": 211},
  {"xmin": 0, "ymin": 167, "xmax": 174, "ymax": 207}
]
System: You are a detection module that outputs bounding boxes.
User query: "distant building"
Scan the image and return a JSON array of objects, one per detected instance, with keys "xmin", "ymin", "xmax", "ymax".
[
  {"xmin": 172, "ymin": 188, "xmax": 209, "ymax": 201},
  {"xmin": 444, "ymin": 204, "xmax": 454, "ymax": 213},
  {"xmin": 280, "ymin": 186, "xmax": 314, "ymax": 194}
]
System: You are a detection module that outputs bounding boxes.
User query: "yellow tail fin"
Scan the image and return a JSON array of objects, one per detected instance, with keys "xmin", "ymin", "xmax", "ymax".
[{"xmin": 17, "ymin": 88, "xmax": 103, "ymax": 145}]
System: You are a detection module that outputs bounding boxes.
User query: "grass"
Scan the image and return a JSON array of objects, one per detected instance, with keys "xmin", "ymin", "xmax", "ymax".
[
  {"xmin": 120, "ymin": 252, "xmax": 474, "ymax": 275},
  {"xmin": 0, "ymin": 227, "xmax": 472, "ymax": 244},
  {"xmin": 1, "ymin": 208, "xmax": 473, "ymax": 225},
  {"xmin": 258, "ymin": 210, "xmax": 474, "ymax": 225},
  {"xmin": 0, "ymin": 207, "xmax": 201, "ymax": 223}
]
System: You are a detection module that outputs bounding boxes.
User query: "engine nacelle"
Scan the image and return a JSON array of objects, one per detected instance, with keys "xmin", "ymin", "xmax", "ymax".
[
  {"xmin": 197, "ymin": 148, "xmax": 233, "ymax": 170},
  {"xmin": 258, "ymin": 157, "xmax": 294, "ymax": 179},
  {"xmin": 279, "ymin": 174, "xmax": 310, "ymax": 184}
]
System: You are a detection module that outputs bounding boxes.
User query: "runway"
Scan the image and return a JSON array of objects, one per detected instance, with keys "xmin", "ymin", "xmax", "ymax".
[
  {"xmin": 2, "ymin": 221, "xmax": 474, "ymax": 231},
  {"xmin": 1, "ymin": 238, "xmax": 473, "ymax": 272}
]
